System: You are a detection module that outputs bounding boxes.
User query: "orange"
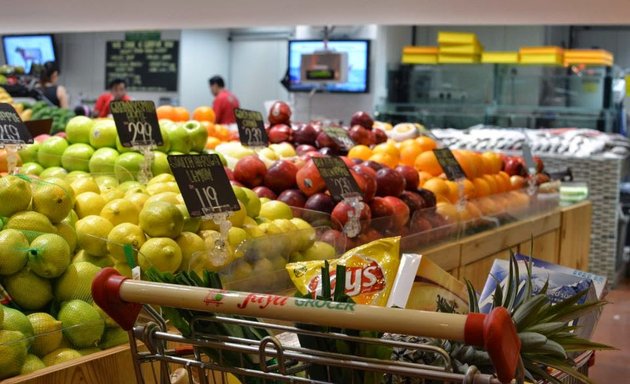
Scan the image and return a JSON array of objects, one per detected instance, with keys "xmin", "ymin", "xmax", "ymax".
[
  {"xmin": 445, "ymin": 180, "xmax": 459, "ymax": 203},
  {"xmin": 423, "ymin": 178, "xmax": 450, "ymax": 200},
  {"xmin": 414, "ymin": 151, "xmax": 443, "ymax": 176},
  {"xmin": 462, "ymin": 179, "xmax": 476, "ymax": 199},
  {"xmin": 468, "ymin": 152, "xmax": 484, "ymax": 179},
  {"xmin": 436, "ymin": 202, "xmax": 459, "ymax": 224},
  {"xmin": 399, "ymin": 144, "xmax": 423, "ymax": 167},
  {"xmin": 372, "ymin": 141, "xmax": 400, "ymax": 162},
  {"xmin": 368, "ymin": 152, "xmax": 397, "ymax": 169},
  {"xmin": 461, "ymin": 201, "xmax": 483, "ymax": 223},
  {"xmin": 348, "ymin": 145, "xmax": 373, "ymax": 161},
  {"xmin": 193, "ymin": 106, "xmax": 216, "ymax": 123},
  {"xmin": 483, "ymin": 174, "xmax": 499, "ymax": 195},
  {"xmin": 493, "ymin": 174, "xmax": 508, "ymax": 194},
  {"xmin": 472, "ymin": 177, "xmax": 491, "ymax": 197},
  {"xmin": 156, "ymin": 105, "xmax": 175, "ymax": 120},
  {"xmin": 418, "ymin": 171, "xmax": 433, "ymax": 186},
  {"xmin": 482, "ymin": 152, "xmax": 502, "ymax": 174},
  {"xmin": 435, "ymin": 194, "xmax": 451, "ymax": 204},
  {"xmin": 416, "ymin": 136, "xmax": 438, "ymax": 152},
  {"xmin": 452, "ymin": 151, "xmax": 474, "ymax": 180},
  {"xmin": 480, "ymin": 155, "xmax": 495, "ymax": 175},
  {"xmin": 173, "ymin": 106, "xmax": 190, "ymax": 122},
  {"xmin": 205, "ymin": 136, "xmax": 221, "ymax": 149}
]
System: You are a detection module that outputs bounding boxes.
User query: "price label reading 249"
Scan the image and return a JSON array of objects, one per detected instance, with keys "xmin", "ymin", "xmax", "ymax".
[
  {"xmin": 111, "ymin": 100, "xmax": 163, "ymax": 147},
  {"xmin": 0, "ymin": 103, "xmax": 33, "ymax": 144},
  {"xmin": 234, "ymin": 108, "xmax": 268, "ymax": 147},
  {"xmin": 312, "ymin": 156, "xmax": 361, "ymax": 201},
  {"xmin": 167, "ymin": 154, "xmax": 240, "ymax": 217}
]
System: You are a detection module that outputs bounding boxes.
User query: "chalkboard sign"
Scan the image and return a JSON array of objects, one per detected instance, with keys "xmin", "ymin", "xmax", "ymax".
[
  {"xmin": 433, "ymin": 148, "xmax": 466, "ymax": 181},
  {"xmin": 313, "ymin": 156, "xmax": 361, "ymax": 201},
  {"xmin": 0, "ymin": 103, "xmax": 33, "ymax": 144},
  {"xmin": 168, "ymin": 154, "xmax": 240, "ymax": 217},
  {"xmin": 323, "ymin": 127, "xmax": 354, "ymax": 151},
  {"xmin": 106, "ymin": 40, "xmax": 178, "ymax": 92},
  {"xmin": 111, "ymin": 100, "xmax": 163, "ymax": 147},
  {"xmin": 234, "ymin": 108, "xmax": 268, "ymax": 147}
]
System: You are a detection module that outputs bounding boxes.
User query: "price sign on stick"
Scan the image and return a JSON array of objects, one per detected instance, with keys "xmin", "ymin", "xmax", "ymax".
[
  {"xmin": 522, "ymin": 143, "xmax": 536, "ymax": 174},
  {"xmin": 168, "ymin": 154, "xmax": 240, "ymax": 217},
  {"xmin": 433, "ymin": 148, "xmax": 467, "ymax": 181},
  {"xmin": 0, "ymin": 103, "xmax": 33, "ymax": 145},
  {"xmin": 323, "ymin": 127, "xmax": 355, "ymax": 151},
  {"xmin": 111, "ymin": 100, "xmax": 163, "ymax": 147},
  {"xmin": 234, "ymin": 108, "xmax": 268, "ymax": 147},
  {"xmin": 313, "ymin": 157, "xmax": 361, "ymax": 201}
]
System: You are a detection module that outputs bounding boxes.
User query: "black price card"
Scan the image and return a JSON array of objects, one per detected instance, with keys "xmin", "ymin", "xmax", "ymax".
[
  {"xmin": 234, "ymin": 108, "xmax": 268, "ymax": 147},
  {"xmin": 522, "ymin": 143, "xmax": 536, "ymax": 172},
  {"xmin": 0, "ymin": 103, "xmax": 33, "ymax": 144},
  {"xmin": 433, "ymin": 148, "xmax": 466, "ymax": 181},
  {"xmin": 111, "ymin": 100, "xmax": 163, "ymax": 147},
  {"xmin": 168, "ymin": 154, "xmax": 240, "ymax": 217},
  {"xmin": 312, "ymin": 156, "xmax": 361, "ymax": 201},
  {"xmin": 323, "ymin": 126, "xmax": 354, "ymax": 151}
]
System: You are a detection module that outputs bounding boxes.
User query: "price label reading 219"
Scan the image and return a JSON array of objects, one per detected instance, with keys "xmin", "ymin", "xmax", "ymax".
[{"xmin": 111, "ymin": 100, "xmax": 163, "ymax": 147}]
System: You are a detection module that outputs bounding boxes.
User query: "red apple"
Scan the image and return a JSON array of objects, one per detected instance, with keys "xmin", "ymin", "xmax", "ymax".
[
  {"xmin": 253, "ymin": 186, "xmax": 277, "ymax": 200},
  {"xmin": 352, "ymin": 167, "xmax": 376, "ymax": 203},
  {"xmin": 264, "ymin": 160, "xmax": 298, "ymax": 194},
  {"xmin": 409, "ymin": 215, "xmax": 433, "ymax": 235},
  {"xmin": 363, "ymin": 160, "xmax": 384, "ymax": 172},
  {"xmin": 233, "ymin": 155, "xmax": 267, "ymax": 188},
  {"xmin": 319, "ymin": 229, "xmax": 347, "ymax": 253},
  {"xmin": 230, "ymin": 181, "xmax": 244, "ymax": 187},
  {"xmin": 268, "ymin": 124, "xmax": 292, "ymax": 144},
  {"xmin": 353, "ymin": 164, "xmax": 377, "ymax": 179},
  {"xmin": 315, "ymin": 131, "xmax": 339, "ymax": 151},
  {"xmin": 293, "ymin": 123, "xmax": 318, "ymax": 145},
  {"xmin": 55, "ymin": 132, "xmax": 67, "ymax": 138},
  {"xmin": 331, "ymin": 200, "xmax": 371, "ymax": 234},
  {"xmin": 534, "ymin": 156, "xmax": 544, "ymax": 173},
  {"xmin": 504, "ymin": 157, "xmax": 527, "ymax": 176},
  {"xmin": 296, "ymin": 160, "xmax": 326, "ymax": 196},
  {"xmin": 304, "ymin": 192, "xmax": 336, "ymax": 214},
  {"xmin": 34, "ymin": 134, "xmax": 51, "ymax": 143},
  {"xmin": 348, "ymin": 125, "xmax": 372, "ymax": 146},
  {"xmin": 416, "ymin": 188, "xmax": 437, "ymax": 208},
  {"xmin": 395, "ymin": 165, "xmax": 420, "ymax": 190},
  {"xmin": 510, "ymin": 175, "xmax": 526, "ymax": 190},
  {"xmin": 382, "ymin": 196, "xmax": 410, "ymax": 229},
  {"xmin": 369, "ymin": 196, "xmax": 395, "ymax": 232},
  {"xmin": 375, "ymin": 168, "xmax": 406, "ymax": 197},
  {"xmin": 224, "ymin": 166, "xmax": 234, "ymax": 181},
  {"xmin": 296, "ymin": 144, "xmax": 317, "ymax": 156},
  {"xmin": 350, "ymin": 111, "xmax": 374, "ymax": 130},
  {"xmin": 318, "ymin": 147, "xmax": 338, "ymax": 156},
  {"xmin": 373, "ymin": 128, "xmax": 387, "ymax": 144},
  {"xmin": 398, "ymin": 190, "xmax": 426, "ymax": 214},
  {"xmin": 268, "ymin": 101, "xmax": 292, "ymax": 125},
  {"xmin": 277, "ymin": 189, "xmax": 307, "ymax": 208},
  {"xmin": 340, "ymin": 156, "xmax": 356, "ymax": 169}
]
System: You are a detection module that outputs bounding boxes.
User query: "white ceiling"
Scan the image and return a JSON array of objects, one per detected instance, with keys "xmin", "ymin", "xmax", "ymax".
[{"xmin": 2, "ymin": 0, "xmax": 630, "ymax": 34}]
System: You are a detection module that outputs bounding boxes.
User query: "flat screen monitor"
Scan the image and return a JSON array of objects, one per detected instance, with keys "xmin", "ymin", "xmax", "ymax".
[
  {"xmin": 288, "ymin": 39, "xmax": 370, "ymax": 93},
  {"xmin": 2, "ymin": 34, "xmax": 57, "ymax": 74}
]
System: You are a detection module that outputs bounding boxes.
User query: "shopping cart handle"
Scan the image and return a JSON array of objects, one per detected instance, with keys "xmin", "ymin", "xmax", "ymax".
[{"xmin": 92, "ymin": 267, "xmax": 142, "ymax": 330}]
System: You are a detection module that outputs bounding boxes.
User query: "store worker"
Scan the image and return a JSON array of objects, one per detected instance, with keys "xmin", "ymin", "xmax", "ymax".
[
  {"xmin": 39, "ymin": 61, "xmax": 69, "ymax": 109},
  {"xmin": 209, "ymin": 75, "xmax": 240, "ymax": 125},
  {"xmin": 93, "ymin": 78, "xmax": 131, "ymax": 118}
]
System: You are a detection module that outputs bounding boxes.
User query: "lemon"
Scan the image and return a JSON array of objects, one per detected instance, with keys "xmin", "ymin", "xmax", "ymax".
[
  {"xmin": 62, "ymin": 210, "xmax": 79, "ymax": 227},
  {"xmin": 65, "ymin": 171, "xmax": 90, "ymax": 183},
  {"xmin": 94, "ymin": 175, "xmax": 118, "ymax": 192},
  {"xmin": 0, "ymin": 304, "xmax": 3, "ymax": 327},
  {"xmin": 113, "ymin": 262, "xmax": 132, "ymax": 278},
  {"xmin": 76, "ymin": 215, "xmax": 113, "ymax": 257},
  {"xmin": 100, "ymin": 199, "xmax": 140, "ymax": 226},
  {"xmin": 126, "ymin": 193, "xmax": 150, "ymax": 210},
  {"xmin": 259, "ymin": 200, "xmax": 293, "ymax": 221},
  {"xmin": 92, "ymin": 302, "xmax": 118, "ymax": 328},
  {"xmin": 28, "ymin": 233, "xmax": 71, "ymax": 278},
  {"xmin": 74, "ymin": 192, "xmax": 106, "ymax": 218},
  {"xmin": 139, "ymin": 201, "xmax": 184, "ymax": 239},
  {"xmin": 177, "ymin": 204, "xmax": 201, "ymax": 233},
  {"xmin": 290, "ymin": 218, "xmax": 316, "ymax": 251},
  {"xmin": 20, "ymin": 354, "xmax": 46, "ymax": 374},
  {"xmin": 0, "ymin": 175, "xmax": 32, "ymax": 217},
  {"xmin": 175, "ymin": 232, "xmax": 207, "ymax": 274},
  {"xmin": 148, "ymin": 173, "xmax": 175, "ymax": 184},
  {"xmin": 71, "ymin": 250, "xmax": 114, "ymax": 268},
  {"xmin": 6, "ymin": 211, "xmax": 56, "ymax": 242},
  {"xmin": 106, "ymin": 223, "xmax": 146, "ymax": 263},
  {"xmin": 55, "ymin": 262, "xmax": 101, "ymax": 303},
  {"xmin": 228, "ymin": 227, "xmax": 247, "ymax": 248},
  {"xmin": 77, "ymin": 348, "xmax": 100, "ymax": 356},
  {"xmin": 2, "ymin": 306, "xmax": 34, "ymax": 343},
  {"xmin": 199, "ymin": 217, "xmax": 220, "ymax": 231},
  {"xmin": 99, "ymin": 327, "xmax": 128, "ymax": 349},
  {"xmin": 70, "ymin": 177, "xmax": 99, "ymax": 195},
  {"xmin": 145, "ymin": 191, "xmax": 180, "ymax": 206},
  {"xmin": 101, "ymin": 188, "xmax": 124, "ymax": 203},
  {"xmin": 116, "ymin": 180, "xmax": 143, "ymax": 192},
  {"xmin": 146, "ymin": 181, "xmax": 179, "ymax": 195},
  {"xmin": 42, "ymin": 348, "xmax": 82, "ymax": 366},
  {"xmin": 32, "ymin": 178, "xmax": 74, "ymax": 224},
  {"xmin": 0, "ymin": 229, "xmax": 29, "ymax": 275},
  {"xmin": 55, "ymin": 221, "xmax": 78, "ymax": 252},
  {"xmin": 0, "ymin": 330, "xmax": 28, "ymax": 379},
  {"xmin": 27, "ymin": 313, "xmax": 63, "ymax": 357},
  {"xmin": 3, "ymin": 269, "xmax": 53, "ymax": 310},
  {"xmin": 58, "ymin": 300, "xmax": 105, "ymax": 348},
  {"xmin": 138, "ymin": 237, "xmax": 182, "ymax": 273}
]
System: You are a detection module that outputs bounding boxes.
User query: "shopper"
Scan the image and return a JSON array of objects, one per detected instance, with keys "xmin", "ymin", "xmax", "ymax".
[
  {"xmin": 39, "ymin": 61, "xmax": 69, "ymax": 109},
  {"xmin": 209, "ymin": 75, "xmax": 240, "ymax": 125},
  {"xmin": 93, "ymin": 79, "xmax": 131, "ymax": 118}
]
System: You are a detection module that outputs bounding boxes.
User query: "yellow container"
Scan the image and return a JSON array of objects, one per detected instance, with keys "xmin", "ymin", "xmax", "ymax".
[
  {"xmin": 519, "ymin": 53, "xmax": 563, "ymax": 65},
  {"xmin": 481, "ymin": 51, "xmax": 519, "ymax": 64},
  {"xmin": 438, "ymin": 54, "xmax": 481, "ymax": 64},
  {"xmin": 437, "ymin": 31, "xmax": 479, "ymax": 46},
  {"xmin": 565, "ymin": 49, "xmax": 613, "ymax": 60},
  {"xmin": 519, "ymin": 46, "xmax": 564, "ymax": 55},
  {"xmin": 439, "ymin": 44, "xmax": 483, "ymax": 55},
  {"xmin": 403, "ymin": 46, "xmax": 438, "ymax": 54},
  {"xmin": 402, "ymin": 46, "xmax": 438, "ymax": 64}
]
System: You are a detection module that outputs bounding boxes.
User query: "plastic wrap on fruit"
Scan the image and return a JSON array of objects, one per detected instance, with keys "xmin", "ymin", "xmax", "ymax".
[{"xmin": 286, "ymin": 236, "xmax": 400, "ymax": 307}]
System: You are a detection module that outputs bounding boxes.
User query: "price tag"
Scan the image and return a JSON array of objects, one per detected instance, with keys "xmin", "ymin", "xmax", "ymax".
[
  {"xmin": 312, "ymin": 157, "xmax": 361, "ymax": 201},
  {"xmin": 0, "ymin": 103, "xmax": 33, "ymax": 145},
  {"xmin": 234, "ymin": 108, "xmax": 268, "ymax": 147},
  {"xmin": 323, "ymin": 127, "xmax": 354, "ymax": 151},
  {"xmin": 168, "ymin": 154, "xmax": 240, "ymax": 217},
  {"xmin": 111, "ymin": 100, "xmax": 163, "ymax": 147},
  {"xmin": 433, "ymin": 148, "xmax": 466, "ymax": 181},
  {"xmin": 522, "ymin": 143, "xmax": 536, "ymax": 173}
]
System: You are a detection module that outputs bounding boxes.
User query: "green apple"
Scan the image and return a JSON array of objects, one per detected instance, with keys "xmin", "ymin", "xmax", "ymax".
[
  {"xmin": 182, "ymin": 121, "xmax": 208, "ymax": 153},
  {"xmin": 114, "ymin": 152, "xmax": 145, "ymax": 182},
  {"xmin": 20, "ymin": 162, "xmax": 44, "ymax": 175},
  {"xmin": 89, "ymin": 147, "xmax": 119, "ymax": 175},
  {"xmin": 151, "ymin": 151, "xmax": 171, "ymax": 176},
  {"xmin": 164, "ymin": 124, "xmax": 192, "ymax": 154},
  {"xmin": 38, "ymin": 136, "xmax": 69, "ymax": 168},
  {"xmin": 157, "ymin": 124, "xmax": 171, "ymax": 153},
  {"xmin": 115, "ymin": 136, "xmax": 132, "ymax": 153},
  {"xmin": 269, "ymin": 143, "xmax": 297, "ymax": 158},
  {"xmin": 61, "ymin": 143, "xmax": 95, "ymax": 172},
  {"xmin": 302, "ymin": 241, "xmax": 336, "ymax": 261},
  {"xmin": 18, "ymin": 142, "xmax": 39, "ymax": 163},
  {"xmin": 89, "ymin": 119, "xmax": 117, "ymax": 149},
  {"xmin": 65, "ymin": 116, "xmax": 94, "ymax": 144},
  {"xmin": 259, "ymin": 200, "xmax": 293, "ymax": 220},
  {"xmin": 65, "ymin": 170, "xmax": 91, "ymax": 182},
  {"xmin": 39, "ymin": 166, "xmax": 67, "ymax": 179}
]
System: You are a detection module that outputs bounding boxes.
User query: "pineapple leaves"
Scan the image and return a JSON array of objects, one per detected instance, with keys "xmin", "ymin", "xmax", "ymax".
[
  {"xmin": 465, "ymin": 280, "xmax": 480, "ymax": 313},
  {"xmin": 491, "ymin": 274, "xmax": 503, "ymax": 309}
]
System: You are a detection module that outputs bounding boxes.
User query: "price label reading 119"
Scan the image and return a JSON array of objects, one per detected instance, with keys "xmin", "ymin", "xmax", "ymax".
[{"xmin": 195, "ymin": 185, "xmax": 220, "ymax": 211}]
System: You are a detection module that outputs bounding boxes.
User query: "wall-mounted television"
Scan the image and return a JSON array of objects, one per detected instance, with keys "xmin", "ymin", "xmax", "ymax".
[
  {"xmin": 287, "ymin": 39, "xmax": 370, "ymax": 93},
  {"xmin": 2, "ymin": 34, "xmax": 57, "ymax": 74}
]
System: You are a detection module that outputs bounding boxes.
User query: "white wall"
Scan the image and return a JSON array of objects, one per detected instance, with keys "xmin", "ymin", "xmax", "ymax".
[{"xmin": 178, "ymin": 29, "xmax": 230, "ymax": 112}]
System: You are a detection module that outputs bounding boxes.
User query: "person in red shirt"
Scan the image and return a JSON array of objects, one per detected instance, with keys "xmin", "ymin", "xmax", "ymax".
[
  {"xmin": 93, "ymin": 79, "xmax": 131, "ymax": 118},
  {"xmin": 209, "ymin": 76, "xmax": 240, "ymax": 125}
]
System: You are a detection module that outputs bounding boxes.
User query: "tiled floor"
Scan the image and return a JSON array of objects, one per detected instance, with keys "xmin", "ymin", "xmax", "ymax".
[{"xmin": 589, "ymin": 278, "xmax": 630, "ymax": 382}]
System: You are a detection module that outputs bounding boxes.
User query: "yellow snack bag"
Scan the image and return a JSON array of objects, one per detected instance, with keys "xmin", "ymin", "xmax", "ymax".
[{"xmin": 286, "ymin": 237, "xmax": 401, "ymax": 307}]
